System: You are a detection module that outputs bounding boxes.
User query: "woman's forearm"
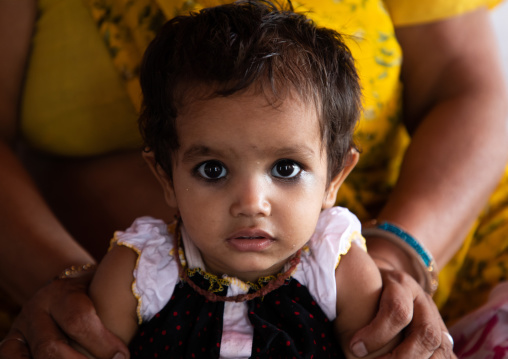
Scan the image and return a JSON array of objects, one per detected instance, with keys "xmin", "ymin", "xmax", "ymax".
[
  {"xmin": 0, "ymin": 0, "xmax": 94, "ymax": 303},
  {"xmin": 0, "ymin": 143, "xmax": 95, "ymax": 303},
  {"xmin": 377, "ymin": 91, "xmax": 508, "ymax": 268},
  {"xmin": 369, "ymin": 8, "xmax": 508, "ymax": 271}
]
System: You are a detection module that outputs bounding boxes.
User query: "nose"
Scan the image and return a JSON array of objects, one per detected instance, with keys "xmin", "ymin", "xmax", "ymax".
[{"xmin": 229, "ymin": 175, "xmax": 271, "ymax": 218}]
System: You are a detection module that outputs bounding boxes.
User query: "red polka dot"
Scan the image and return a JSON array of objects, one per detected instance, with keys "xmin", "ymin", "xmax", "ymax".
[
  {"xmin": 155, "ymin": 313, "xmax": 160, "ymax": 318},
  {"xmin": 216, "ymin": 343, "xmax": 220, "ymax": 348},
  {"xmin": 286, "ymin": 341, "xmax": 291, "ymax": 346},
  {"xmin": 173, "ymin": 311, "xmax": 178, "ymax": 316},
  {"xmin": 294, "ymin": 311, "xmax": 300, "ymax": 315},
  {"xmin": 309, "ymin": 314, "xmax": 314, "ymax": 319},
  {"xmin": 257, "ymin": 348, "xmax": 261, "ymax": 353},
  {"xmin": 311, "ymin": 301, "xmax": 316, "ymax": 306},
  {"xmin": 186, "ymin": 310, "xmax": 190, "ymax": 315},
  {"xmin": 275, "ymin": 301, "xmax": 280, "ymax": 305},
  {"xmin": 161, "ymin": 330, "xmax": 166, "ymax": 335},
  {"xmin": 208, "ymin": 312, "xmax": 212, "ymax": 317},
  {"xmin": 176, "ymin": 325, "xmax": 181, "ymax": 330},
  {"xmin": 323, "ymin": 346, "xmax": 327, "ymax": 351},
  {"xmin": 149, "ymin": 337, "xmax": 154, "ymax": 343},
  {"xmin": 164, "ymin": 345, "xmax": 169, "ymax": 351}
]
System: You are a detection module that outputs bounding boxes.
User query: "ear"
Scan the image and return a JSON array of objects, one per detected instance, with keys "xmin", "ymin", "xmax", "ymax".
[
  {"xmin": 322, "ymin": 148, "xmax": 359, "ymax": 209},
  {"xmin": 142, "ymin": 150, "xmax": 178, "ymax": 208}
]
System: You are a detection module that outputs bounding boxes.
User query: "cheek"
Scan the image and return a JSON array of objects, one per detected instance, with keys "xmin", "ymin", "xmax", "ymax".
[
  {"xmin": 275, "ymin": 189, "xmax": 323, "ymax": 238},
  {"xmin": 293, "ymin": 174, "xmax": 329, "ymax": 206},
  {"xmin": 175, "ymin": 186, "xmax": 225, "ymax": 228}
]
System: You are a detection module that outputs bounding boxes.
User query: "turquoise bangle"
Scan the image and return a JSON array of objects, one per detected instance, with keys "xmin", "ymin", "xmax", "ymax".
[
  {"xmin": 362, "ymin": 221, "xmax": 438, "ymax": 294},
  {"xmin": 376, "ymin": 222, "xmax": 434, "ymax": 268}
]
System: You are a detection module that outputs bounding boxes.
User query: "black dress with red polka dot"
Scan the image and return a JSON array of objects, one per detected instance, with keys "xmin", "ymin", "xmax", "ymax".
[{"xmin": 128, "ymin": 270, "xmax": 345, "ymax": 358}]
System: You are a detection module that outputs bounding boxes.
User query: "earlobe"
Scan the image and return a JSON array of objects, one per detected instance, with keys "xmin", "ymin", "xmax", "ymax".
[
  {"xmin": 142, "ymin": 151, "xmax": 178, "ymax": 208},
  {"xmin": 322, "ymin": 149, "xmax": 359, "ymax": 209}
]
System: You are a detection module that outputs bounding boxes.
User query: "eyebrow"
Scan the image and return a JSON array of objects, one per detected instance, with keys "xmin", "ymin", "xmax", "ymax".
[
  {"xmin": 271, "ymin": 145, "xmax": 317, "ymax": 160},
  {"xmin": 181, "ymin": 144, "xmax": 318, "ymax": 163},
  {"xmin": 181, "ymin": 146, "xmax": 224, "ymax": 164}
]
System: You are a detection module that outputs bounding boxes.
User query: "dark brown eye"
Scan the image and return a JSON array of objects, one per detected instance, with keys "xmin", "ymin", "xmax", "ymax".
[
  {"xmin": 271, "ymin": 160, "xmax": 301, "ymax": 179},
  {"xmin": 197, "ymin": 161, "xmax": 227, "ymax": 179}
]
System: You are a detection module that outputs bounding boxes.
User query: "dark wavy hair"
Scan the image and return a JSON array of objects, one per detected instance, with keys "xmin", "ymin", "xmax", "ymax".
[{"xmin": 139, "ymin": 0, "xmax": 362, "ymax": 181}]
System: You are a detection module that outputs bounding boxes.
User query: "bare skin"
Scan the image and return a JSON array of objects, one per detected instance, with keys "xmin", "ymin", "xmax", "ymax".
[
  {"xmin": 0, "ymin": 1, "xmax": 505, "ymax": 358},
  {"xmin": 350, "ymin": 8, "xmax": 508, "ymax": 358}
]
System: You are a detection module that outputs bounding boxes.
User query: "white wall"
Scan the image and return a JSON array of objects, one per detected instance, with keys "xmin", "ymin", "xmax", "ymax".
[{"xmin": 491, "ymin": 1, "xmax": 508, "ymax": 87}]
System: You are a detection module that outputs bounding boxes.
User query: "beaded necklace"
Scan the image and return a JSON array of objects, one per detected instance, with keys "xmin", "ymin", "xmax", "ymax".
[{"xmin": 173, "ymin": 219, "xmax": 301, "ymax": 302}]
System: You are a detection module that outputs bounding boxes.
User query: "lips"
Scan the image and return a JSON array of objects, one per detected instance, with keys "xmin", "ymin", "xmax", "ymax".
[{"xmin": 226, "ymin": 229, "xmax": 275, "ymax": 252}]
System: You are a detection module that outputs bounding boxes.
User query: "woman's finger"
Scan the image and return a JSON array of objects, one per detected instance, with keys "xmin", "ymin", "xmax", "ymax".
[
  {"xmin": 48, "ymin": 280, "xmax": 127, "ymax": 359},
  {"xmin": 0, "ymin": 329, "xmax": 30, "ymax": 359},
  {"xmin": 429, "ymin": 331, "xmax": 456, "ymax": 359},
  {"xmin": 1, "ymin": 276, "xmax": 128, "ymax": 359},
  {"xmin": 388, "ymin": 289, "xmax": 450, "ymax": 359},
  {"xmin": 13, "ymin": 295, "xmax": 88, "ymax": 359}
]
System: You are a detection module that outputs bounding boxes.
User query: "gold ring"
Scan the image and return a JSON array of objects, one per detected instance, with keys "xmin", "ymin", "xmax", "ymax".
[{"xmin": 0, "ymin": 337, "xmax": 27, "ymax": 347}]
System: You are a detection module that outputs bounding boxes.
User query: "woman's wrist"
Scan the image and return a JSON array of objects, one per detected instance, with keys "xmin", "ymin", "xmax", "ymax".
[
  {"xmin": 363, "ymin": 222, "xmax": 438, "ymax": 295},
  {"xmin": 364, "ymin": 236, "xmax": 419, "ymax": 275}
]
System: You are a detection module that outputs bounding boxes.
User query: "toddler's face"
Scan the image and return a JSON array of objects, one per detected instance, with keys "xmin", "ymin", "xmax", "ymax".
[{"xmin": 153, "ymin": 90, "xmax": 350, "ymax": 281}]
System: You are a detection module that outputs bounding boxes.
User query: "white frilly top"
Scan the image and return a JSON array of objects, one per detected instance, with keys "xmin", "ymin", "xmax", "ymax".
[{"xmin": 113, "ymin": 206, "xmax": 365, "ymax": 358}]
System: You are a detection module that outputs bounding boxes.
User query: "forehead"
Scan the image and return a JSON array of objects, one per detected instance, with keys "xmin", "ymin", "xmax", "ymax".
[{"xmin": 175, "ymin": 89, "xmax": 323, "ymax": 156}]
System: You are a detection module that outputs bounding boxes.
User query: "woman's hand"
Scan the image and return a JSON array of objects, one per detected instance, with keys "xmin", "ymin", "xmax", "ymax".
[
  {"xmin": 0, "ymin": 274, "xmax": 129, "ymax": 359},
  {"xmin": 348, "ymin": 266, "xmax": 455, "ymax": 358}
]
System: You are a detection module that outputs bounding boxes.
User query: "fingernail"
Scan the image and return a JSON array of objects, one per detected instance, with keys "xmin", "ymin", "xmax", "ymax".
[
  {"xmin": 113, "ymin": 353, "xmax": 126, "ymax": 359},
  {"xmin": 351, "ymin": 341, "xmax": 368, "ymax": 357}
]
